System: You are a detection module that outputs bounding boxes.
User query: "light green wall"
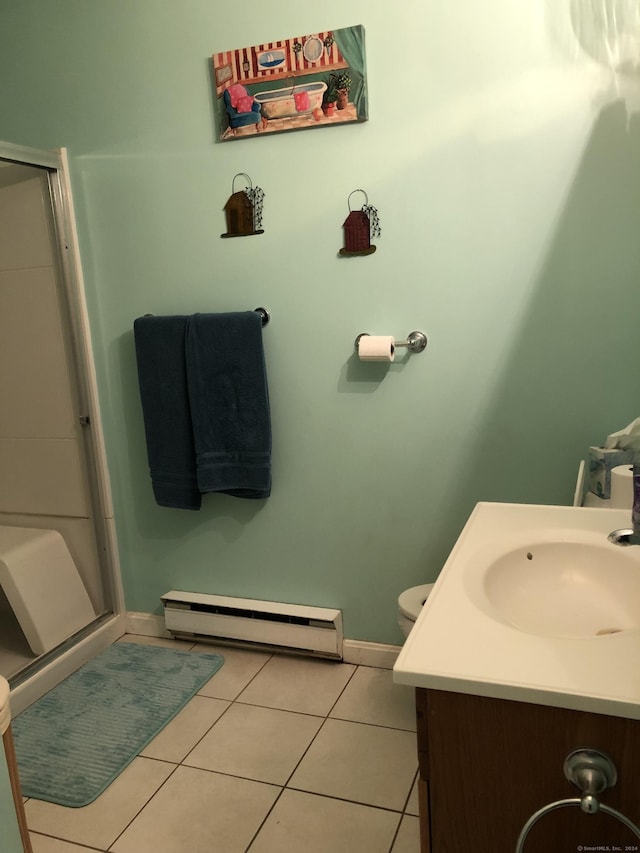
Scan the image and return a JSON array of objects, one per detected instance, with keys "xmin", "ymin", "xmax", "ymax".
[
  {"xmin": 1, "ymin": 1, "xmax": 639, "ymax": 644},
  {"xmin": 0, "ymin": 748, "xmax": 22, "ymax": 853}
]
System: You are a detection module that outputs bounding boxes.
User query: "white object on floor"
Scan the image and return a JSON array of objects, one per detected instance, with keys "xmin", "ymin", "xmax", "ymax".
[
  {"xmin": 0, "ymin": 526, "xmax": 96, "ymax": 655},
  {"xmin": 1, "ymin": 673, "xmax": 33, "ymax": 852},
  {"xmin": 0, "ymin": 676, "xmax": 9, "ymax": 734}
]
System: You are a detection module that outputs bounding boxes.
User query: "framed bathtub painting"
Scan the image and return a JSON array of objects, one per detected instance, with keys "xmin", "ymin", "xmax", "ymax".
[{"xmin": 212, "ymin": 24, "xmax": 368, "ymax": 141}]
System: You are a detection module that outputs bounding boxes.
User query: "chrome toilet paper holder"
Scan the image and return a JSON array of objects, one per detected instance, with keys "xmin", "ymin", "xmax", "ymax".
[{"xmin": 355, "ymin": 331, "xmax": 428, "ymax": 354}]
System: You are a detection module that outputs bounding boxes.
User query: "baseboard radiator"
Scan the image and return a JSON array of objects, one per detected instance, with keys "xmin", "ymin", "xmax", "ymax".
[{"xmin": 161, "ymin": 590, "xmax": 343, "ymax": 660}]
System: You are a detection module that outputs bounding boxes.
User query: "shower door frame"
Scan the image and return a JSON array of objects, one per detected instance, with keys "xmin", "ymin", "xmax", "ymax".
[{"xmin": 0, "ymin": 140, "xmax": 126, "ymax": 713}]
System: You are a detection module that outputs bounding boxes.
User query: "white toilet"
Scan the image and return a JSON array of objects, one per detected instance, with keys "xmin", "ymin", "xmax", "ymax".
[{"xmin": 398, "ymin": 583, "xmax": 434, "ymax": 639}]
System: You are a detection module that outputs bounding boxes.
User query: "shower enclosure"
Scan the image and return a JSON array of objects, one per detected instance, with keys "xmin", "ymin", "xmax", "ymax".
[{"xmin": 0, "ymin": 140, "xmax": 124, "ymax": 713}]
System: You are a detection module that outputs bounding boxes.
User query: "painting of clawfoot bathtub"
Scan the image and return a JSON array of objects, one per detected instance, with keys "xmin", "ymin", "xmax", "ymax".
[
  {"xmin": 254, "ymin": 81, "xmax": 327, "ymax": 119},
  {"xmin": 212, "ymin": 25, "xmax": 368, "ymax": 141}
]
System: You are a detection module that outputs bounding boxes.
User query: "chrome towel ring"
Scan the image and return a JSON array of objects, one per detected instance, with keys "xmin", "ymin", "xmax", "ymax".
[{"xmin": 515, "ymin": 749, "xmax": 640, "ymax": 853}]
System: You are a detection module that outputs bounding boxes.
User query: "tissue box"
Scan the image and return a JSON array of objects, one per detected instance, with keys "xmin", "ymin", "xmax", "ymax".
[{"xmin": 588, "ymin": 447, "xmax": 636, "ymax": 498}]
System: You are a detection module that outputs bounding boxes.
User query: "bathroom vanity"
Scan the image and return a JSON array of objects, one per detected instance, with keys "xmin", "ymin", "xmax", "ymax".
[
  {"xmin": 394, "ymin": 502, "xmax": 640, "ymax": 852},
  {"xmin": 414, "ymin": 689, "xmax": 640, "ymax": 851}
]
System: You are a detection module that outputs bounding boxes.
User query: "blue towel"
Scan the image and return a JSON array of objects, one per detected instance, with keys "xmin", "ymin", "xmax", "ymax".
[
  {"xmin": 133, "ymin": 315, "xmax": 201, "ymax": 510},
  {"xmin": 185, "ymin": 312, "xmax": 272, "ymax": 499}
]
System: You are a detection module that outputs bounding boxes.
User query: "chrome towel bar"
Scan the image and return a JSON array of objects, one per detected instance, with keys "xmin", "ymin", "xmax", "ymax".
[{"xmin": 143, "ymin": 307, "xmax": 270, "ymax": 326}]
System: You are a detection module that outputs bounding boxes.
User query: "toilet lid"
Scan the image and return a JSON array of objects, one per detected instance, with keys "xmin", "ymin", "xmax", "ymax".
[{"xmin": 398, "ymin": 583, "xmax": 434, "ymax": 620}]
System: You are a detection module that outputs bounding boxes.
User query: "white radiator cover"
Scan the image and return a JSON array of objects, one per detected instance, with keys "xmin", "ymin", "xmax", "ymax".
[{"xmin": 161, "ymin": 590, "xmax": 343, "ymax": 660}]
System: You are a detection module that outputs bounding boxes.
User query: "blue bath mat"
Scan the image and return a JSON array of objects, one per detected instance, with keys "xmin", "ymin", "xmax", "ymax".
[{"xmin": 12, "ymin": 641, "xmax": 224, "ymax": 807}]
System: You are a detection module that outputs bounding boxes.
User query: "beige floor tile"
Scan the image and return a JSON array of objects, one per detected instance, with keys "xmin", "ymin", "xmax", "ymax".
[
  {"xmin": 110, "ymin": 765, "xmax": 279, "ymax": 853},
  {"xmin": 392, "ymin": 814, "xmax": 421, "ymax": 852},
  {"xmin": 406, "ymin": 773, "xmax": 420, "ymax": 816},
  {"xmin": 192, "ymin": 643, "xmax": 271, "ymax": 700},
  {"xmin": 237, "ymin": 655, "xmax": 356, "ymax": 715},
  {"xmin": 289, "ymin": 719, "xmax": 417, "ymax": 811},
  {"xmin": 330, "ymin": 666, "xmax": 417, "ymax": 731},
  {"xmin": 250, "ymin": 788, "xmax": 400, "ymax": 853},
  {"xmin": 184, "ymin": 703, "xmax": 322, "ymax": 784},
  {"xmin": 140, "ymin": 694, "xmax": 230, "ymax": 762},
  {"xmin": 30, "ymin": 834, "xmax": 99, "ymax": 853},
  {"xmin": 391, "ymin": 815, "xmax": 420, "ymax": 853},
  {"xmin": 26, "ymin": 641, "xmax": 423, "ymax": 851},
  {"xmin": 25, "ymin": 757, "xmax": 173, "ymax": 850}
]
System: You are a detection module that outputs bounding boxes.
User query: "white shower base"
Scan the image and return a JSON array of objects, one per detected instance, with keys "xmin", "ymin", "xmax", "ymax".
[
  {"xmin": 0, "ymin": 591, "xmax": 34, "ymax": 679},
  {"xmin": 8, "ymin": 614, "xmax": 125, "ymax": 715}
]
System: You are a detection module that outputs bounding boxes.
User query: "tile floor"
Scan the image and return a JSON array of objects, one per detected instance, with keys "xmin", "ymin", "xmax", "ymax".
[{"xmin": 23, "ymin": 636, "xmax": 420, "ymax": 853}]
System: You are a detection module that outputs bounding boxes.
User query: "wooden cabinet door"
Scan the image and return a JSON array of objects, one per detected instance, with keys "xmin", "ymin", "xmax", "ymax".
[{"xmin": 419, "ymin": 689, "xmax": 640, "ymax": 853}]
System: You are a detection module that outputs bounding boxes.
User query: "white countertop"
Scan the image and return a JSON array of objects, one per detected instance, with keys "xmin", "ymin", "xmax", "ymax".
[{"xmin": 393, "ymin": 502, "xmax": 640, "ymax": 720}]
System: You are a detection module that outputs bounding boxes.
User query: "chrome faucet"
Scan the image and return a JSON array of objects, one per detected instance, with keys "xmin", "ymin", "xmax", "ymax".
[{"xmin": 608, "ymin": 463, "xmax": 640, "ymax": 545}]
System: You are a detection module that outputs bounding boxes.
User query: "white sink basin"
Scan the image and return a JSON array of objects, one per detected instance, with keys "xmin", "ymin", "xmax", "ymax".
[
  {"xmin": 476, "ymin": 533, "xmax": 640, "ymax": 638},
  {"xmin": 394, "ymin": 503, "xmax": 640, "ymax": 720}
]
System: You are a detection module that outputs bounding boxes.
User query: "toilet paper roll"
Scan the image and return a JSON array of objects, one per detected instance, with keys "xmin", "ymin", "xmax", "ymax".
[
  {"xmin": 584, "ymin": 464, "xmax": 633, "ymax": 509},
  {"xmin": 610, "ymin": 464, "xmax": 633, "ymax": 509},
  {"xmin": 358, "ymin": 335, "xmax": 395, "ymax": 362},
  {"xmin": 582, "ymin": 465, "xmax": 633, "ymax": 510}
]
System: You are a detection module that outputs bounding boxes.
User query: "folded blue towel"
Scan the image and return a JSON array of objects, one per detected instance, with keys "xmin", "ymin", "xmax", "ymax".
[
  {"xmin": 133, "ymin": 315, "xmax": 201, "ymax": 510},
  {"xmin": 133, "ymin": 312, "xmax": 272, "ymax": 508},
  {"xmin": 185, "ymin": 312, "xmax": 272, "ymax": 499}
]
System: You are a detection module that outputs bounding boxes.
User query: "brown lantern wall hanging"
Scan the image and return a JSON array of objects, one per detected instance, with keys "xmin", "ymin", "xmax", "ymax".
[
  {"xmin": 221, "ymin": 172, "xmax": 265, "ymax": 238},
  {"xmin": 339, "ymin": 189, "xmax": 381, "ymax": 256}
]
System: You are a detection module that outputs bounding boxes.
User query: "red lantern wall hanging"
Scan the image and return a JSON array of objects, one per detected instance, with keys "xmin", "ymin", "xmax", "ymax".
[
  {"xmin": 221, "ymin": 172, "xmax": 265, "ymax": 238},
  {"xmin": 339, "ymin": 189, "xmax": 381, "ymax": 256}
]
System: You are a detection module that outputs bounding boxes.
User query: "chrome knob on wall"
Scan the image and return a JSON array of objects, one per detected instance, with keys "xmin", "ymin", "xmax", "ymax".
[{"xmin": 563, "ymin": 748, "xmax": 617, "ymax": 813}]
